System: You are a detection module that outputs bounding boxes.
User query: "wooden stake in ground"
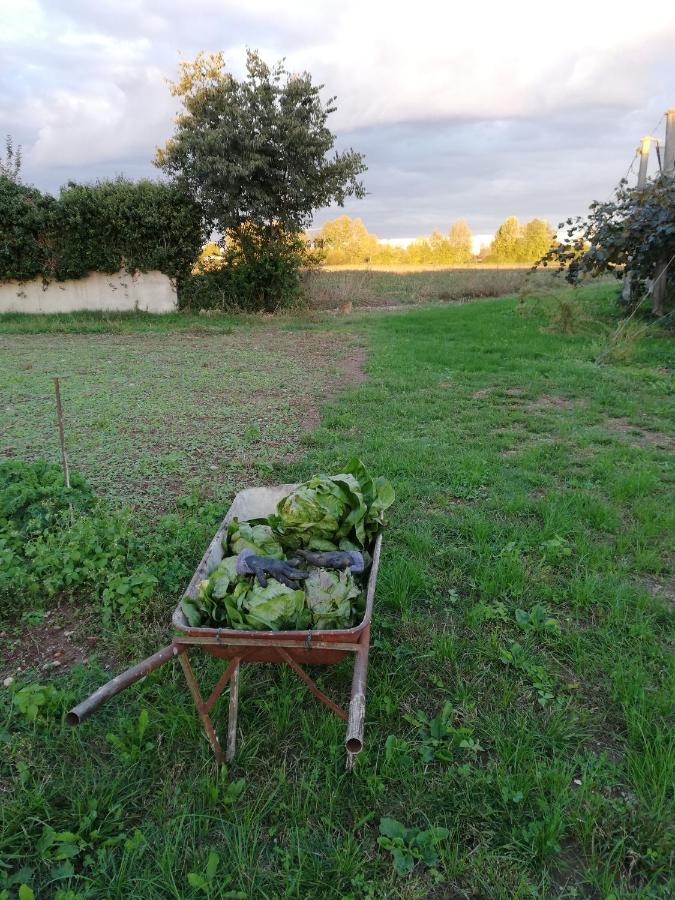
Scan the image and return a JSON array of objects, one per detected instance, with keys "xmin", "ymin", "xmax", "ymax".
[
  {"xmin": 53, "ymin": 376, "xmax": 70, "ymax": 488},
  {"xmin": 652, "ymin": 108, "xmax": 675, "ymax": 317}
]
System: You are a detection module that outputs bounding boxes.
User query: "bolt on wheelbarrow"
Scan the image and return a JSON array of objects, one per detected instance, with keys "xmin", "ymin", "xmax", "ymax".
[{"xmin": 67, "ymin": 484, "xmax": 382, "ymax": 770}]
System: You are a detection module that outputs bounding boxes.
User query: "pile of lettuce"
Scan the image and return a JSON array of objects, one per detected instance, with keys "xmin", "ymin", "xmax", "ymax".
[
  {"xmin": 181, "ymin": 555, "xmax": 309, "ymax": 631},
  {"xmin": 270, "ymin": 457, "xmax": 394, "ymax": 553},
  {"xmin": 180, "ymin": 459, "xmax": 393, "ymax": 631}
]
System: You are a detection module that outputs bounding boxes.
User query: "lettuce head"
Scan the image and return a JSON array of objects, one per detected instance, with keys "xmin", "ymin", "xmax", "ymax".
[
  {"xmin": 304, "ymin": 567, "xmax": 362, "ymax": 630},
  {"xmin": 239, "ymin": 579, "xmax": 309, "ymax": 631},
  {"xmin": 226, "ymin": 519, "xmax": 283, "ymax": 558},
  {"xmin": 271, "ymin": 459, "xmax": 394, "ymax": 551}
]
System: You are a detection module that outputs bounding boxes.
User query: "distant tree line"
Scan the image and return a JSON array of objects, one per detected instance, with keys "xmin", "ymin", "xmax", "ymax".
[{"xmin": 310, "ymin": 214, "xmax": 554, "ymax": 265}]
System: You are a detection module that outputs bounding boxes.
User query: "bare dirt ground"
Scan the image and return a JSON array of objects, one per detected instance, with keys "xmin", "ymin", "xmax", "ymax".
[{"xmin": 0, "ymin": 603, "xmax": 113, "ymax": 681}]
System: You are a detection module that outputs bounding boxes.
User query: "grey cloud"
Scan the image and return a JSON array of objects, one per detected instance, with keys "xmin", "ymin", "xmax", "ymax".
[{"xmin": 2, "ymin": 1, "xmax": 674, "ymax": 235}]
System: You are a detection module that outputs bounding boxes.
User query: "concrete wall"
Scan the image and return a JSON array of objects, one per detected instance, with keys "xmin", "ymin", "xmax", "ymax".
[{"xmin": 0, "ymin": 269, "xmax": 177, "ymax": 314}]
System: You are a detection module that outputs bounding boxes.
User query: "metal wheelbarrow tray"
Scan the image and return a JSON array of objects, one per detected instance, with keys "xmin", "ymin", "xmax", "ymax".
[{"xmin": 68, "ymin": 484, "xmax": 382, "ymax": 768}]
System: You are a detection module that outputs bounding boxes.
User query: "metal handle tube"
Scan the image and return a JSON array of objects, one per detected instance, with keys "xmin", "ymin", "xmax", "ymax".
[
  {"xmin": 66, "ymin": 643, "xmax": 178, "ymax": 725},
  {"xmin": 345, "ymin": 625, "xmax": 370, "ymax": 759}
]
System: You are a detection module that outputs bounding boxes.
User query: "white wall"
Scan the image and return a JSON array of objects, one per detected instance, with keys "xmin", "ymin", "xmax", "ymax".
[{"xmin": 0, "ymin": 269, "xmax": 177, "ymax": 314}]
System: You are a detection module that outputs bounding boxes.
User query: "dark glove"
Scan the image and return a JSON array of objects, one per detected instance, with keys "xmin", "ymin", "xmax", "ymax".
[
  {"xmin": 292, "ymin": 549, "xmax": 365, "ymax": 574},
  {"xmin": 236, "ymin": 551, "xmax": 309, "ymax": 589}
]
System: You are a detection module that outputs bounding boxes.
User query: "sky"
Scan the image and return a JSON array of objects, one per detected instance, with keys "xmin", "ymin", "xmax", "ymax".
[{"xmin": 2, "ymin": 0, "xmax": 675, "ymax": 239}]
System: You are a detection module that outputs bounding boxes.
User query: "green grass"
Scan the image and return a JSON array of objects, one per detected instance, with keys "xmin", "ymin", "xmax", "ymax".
[
  {"xmin": 1, "ymin": 284, "xmax": 673, "ymax": 898},
  {"xmin": 0, "ymin": 327, "xmax": 362, "ymax": 512},
  {"xmin": 0, "ymin": 310, "xmax": 244, "ymax": 335}
]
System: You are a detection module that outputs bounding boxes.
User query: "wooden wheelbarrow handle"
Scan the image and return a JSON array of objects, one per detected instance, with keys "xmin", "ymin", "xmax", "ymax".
[{"xmin": 66, "ymin": 643, "xmax": 178, "ymax": 726}]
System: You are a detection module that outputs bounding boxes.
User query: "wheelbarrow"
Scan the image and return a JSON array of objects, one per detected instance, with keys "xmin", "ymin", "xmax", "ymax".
[{"xmin": 67, "ymin": 484, "xmax": 382, "ymax": 769}]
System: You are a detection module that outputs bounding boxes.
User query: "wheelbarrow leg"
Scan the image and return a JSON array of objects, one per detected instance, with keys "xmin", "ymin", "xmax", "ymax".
[
  {"xmin": 226, "ymin": 659, "xmax": 240, "ymax": 763},
  {"xmin": 177, "ymin": 648, "xmax": 225, "ymax": 764}
]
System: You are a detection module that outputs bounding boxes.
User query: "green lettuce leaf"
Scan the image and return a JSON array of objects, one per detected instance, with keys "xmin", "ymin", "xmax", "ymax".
[
  {"xmin": 226, "ymin": 519, "xmax": 283, "ymax": 558},
  {"xmin": 238, "ymin": 579, "xmax": 309, "ymax": 631},
  {"xmin": 209, "ymin": 555, "xmax": 243, "ymax": 598},
  {"xmin": 271, "ymin": 472, "xmax": 366, "ymax": 549},
  {"xmin": 271, "ymin": 460, "xmax": 393, "ymax": 551},
  {"xmin": 304, "ymin": 567, "xmax": 362, "ymax": 630},
  {"xmin": 343, "ymin": 458, "xmax": 395, "ymax": 541}
]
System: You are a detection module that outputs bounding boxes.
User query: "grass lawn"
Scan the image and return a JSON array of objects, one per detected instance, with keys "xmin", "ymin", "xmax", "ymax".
[
  {"xmin": 0, "ymin": 285, "xmax": 673, "ymax": 898},
  {"xmin": 0, "ymin": 325, "xmax": 364, "ymax": 512}
]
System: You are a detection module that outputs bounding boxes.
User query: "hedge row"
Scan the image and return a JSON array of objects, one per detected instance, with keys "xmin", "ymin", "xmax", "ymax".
[{"xmin": 0, "ymin": 176, "xmax": 203, "ymax": 283}]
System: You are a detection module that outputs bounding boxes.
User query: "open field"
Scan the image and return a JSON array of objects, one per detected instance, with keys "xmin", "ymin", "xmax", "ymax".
[
  {"xmin": 1, "ymin": 328, "xmax": 364, "ymax": 512},
  {"xmin": 0, "ymin": 283, "xmax": 673, "ymax": 897},
  {"xmin": 303, "ymin": 266, "xmax": 579, "ymax": 309}
]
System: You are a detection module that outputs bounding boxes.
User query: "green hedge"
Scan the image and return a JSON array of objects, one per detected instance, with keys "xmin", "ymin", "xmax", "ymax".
[
  {"xmin": 0, "ymin": 178, "xmax": 58, "ymax": 281},
  {"xmin": 0, "ymin": 176, "xmax": 203, "ymax": 283}
]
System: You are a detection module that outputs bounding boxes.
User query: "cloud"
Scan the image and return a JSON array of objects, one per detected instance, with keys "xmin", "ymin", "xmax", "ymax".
[{"xmin": 1, "ymin": 0, "xmax": 674, "ymax": 233}]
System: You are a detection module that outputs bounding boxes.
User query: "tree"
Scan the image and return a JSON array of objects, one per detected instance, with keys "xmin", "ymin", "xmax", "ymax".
[
  {"xmin": 155, "ymin": 50, "xmax": 366, "ymax": 238},
  {"xmin": 489, "ymin": 216, "xmax": 522, "ymax": 262},
  {"xmin": 447, "ymin": 219, "xmax": 473, "ymax": 263},
  {"xmin": 538, "ymin": 177, "xmax": 675, "ymax": 315},
  {"xmin": 315, "ymin": 215, "xmax": 378, "ymax": 264},
  {"xmin": 155, "ymin": 50, "xmax": 366, "ymax": 309},
  {"xmin": 196, "ymin": 242, "xmax": 226, "ymax": 272},
  {"xmin": 0, "ymin": 135, "xmax": 22, "ymax": 183},
  {"xmin": 519, "ymin": 218, "xmax": 554, "ymax": 262}
]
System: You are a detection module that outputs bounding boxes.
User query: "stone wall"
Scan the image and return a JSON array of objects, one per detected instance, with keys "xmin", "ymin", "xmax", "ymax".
[{"xmin": 0, "ymin": 270, "xmax": 177, "ymax": 314}]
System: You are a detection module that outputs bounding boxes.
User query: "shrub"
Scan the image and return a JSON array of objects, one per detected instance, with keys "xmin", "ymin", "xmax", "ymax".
[
  {"xmin": 180, "ymin": 230, "xmax": 312, "ymax": 312},
  {"xmin": 54, "ymin": 178, "xmax": 203, "ymax": 281}
]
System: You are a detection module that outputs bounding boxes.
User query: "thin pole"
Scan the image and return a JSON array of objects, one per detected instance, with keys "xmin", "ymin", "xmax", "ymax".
[
  {"xmin": 663, "ymin": 108, "xmax": 675, "ymax": 177},
  {"xmin": 637, "ymin": 136, "xmax": 651, "ymax": 189},
  {"xmin": 66, "ymin": 643, "xmax": 178, "ymax": 725},
  {"xmin": 53, "ymin": 377, "xmax": 70, "ymax": 488},
  {"xmin": 652, "ymin": 109, "xmax": 675, "ymax": 315},
  {"xmin": 622, "ymin": 136, "xmax": 652, "ymax": 304},
  {"xmin": 345, "ymin": 625, "xmax": 370, "ymax": 769}
]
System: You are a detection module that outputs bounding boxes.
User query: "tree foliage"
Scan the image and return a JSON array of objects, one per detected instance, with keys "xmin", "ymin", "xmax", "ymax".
[
  {"xmin": 314, "ymin": 215, "xmax": 379, "ymax": 264},
  {"xmin": 314, "ymin": 216, "xmax": 475, "ymax": 265},
  {"xmin": 313, "ymin": 214, "xmax": 553, "ymax": 266},
  {"xmin": 0, "ymin": 178, "xmax": 58, "ymax": 281},
  {"xmin": 538, "ymin": 177, "xmax": 675, "ymax": 312},
  {"xmin": 0, "ymin": 135, "xmax": 22, "ymax": 183},
  {"xmin": 54, "ymin": 179, "xmax": 203, "ymax": 281},
  {"xmin": 155, "ymin": 50, "xmax": 366, "ymax": 309},
  {"xmin": 489, "ymin": 216, "xmax": 521, "ymax": 262},
  {"xmin": 487, "ymin": 216, "xmax": 554, "ymax": 263},
  {"xmin": 155, "ymin": 50, "xmax": 366, "ymax": 236},
  {"xmin": 0, "ymin": 176, "xmax": 203, "ymax": 283},
  {"xmin": 406, "ymin": 223, "xmax": 474, "ymax": 265},
  {"xmin": 448, "ymin": 219, "xmax": 473, "ymax": 262}
]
